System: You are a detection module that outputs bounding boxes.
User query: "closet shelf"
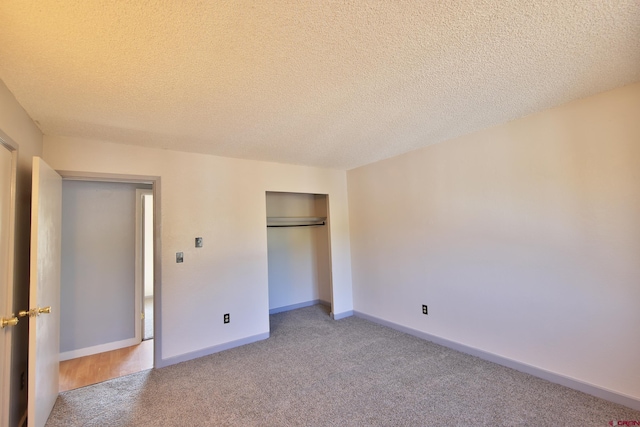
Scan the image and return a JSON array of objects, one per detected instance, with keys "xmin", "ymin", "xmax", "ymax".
[{"xmin": 266, "ymin": 216, "xmax": 326, "ymax": 227}]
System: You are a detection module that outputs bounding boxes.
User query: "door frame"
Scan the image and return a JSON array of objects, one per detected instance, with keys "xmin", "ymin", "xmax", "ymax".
[
  {"xmin": 135, "ymin": 188, "xmax": 153, "ymax": 341},
  {"xmin": 0, "ymin": 130, "xmax": 18, "ymax": 427},
  {"xmin": 57, "ymin": 171, "xmax": 162, "ymax": 367}
]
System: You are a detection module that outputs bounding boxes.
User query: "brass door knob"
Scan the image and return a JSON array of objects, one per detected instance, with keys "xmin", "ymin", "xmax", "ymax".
[
  {"xmin": 18, "ymin": 306, "xmax": 52, "ymax": 318},
  {"xmin": 0, "ymin": 316, "xmax": 19, "ymax": 328}
]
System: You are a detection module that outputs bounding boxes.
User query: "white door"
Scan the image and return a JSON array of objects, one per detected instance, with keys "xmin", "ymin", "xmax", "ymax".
[
  {"xmin": 0, "ymin": 142, "xmax": 17, "ymax": 427},
  {"xmin": 27, "ymin": 157, "xmax": 62, "ymax": 427}
]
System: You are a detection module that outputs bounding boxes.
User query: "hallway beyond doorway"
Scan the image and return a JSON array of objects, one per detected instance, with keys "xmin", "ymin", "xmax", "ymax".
[{"xmin": 58, "ymin": 340, "xmax": 153, "ymax": 392}]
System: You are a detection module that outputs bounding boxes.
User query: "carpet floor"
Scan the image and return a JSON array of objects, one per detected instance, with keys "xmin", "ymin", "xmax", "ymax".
[{"xmin": 46, "ymin": 305, "xmax": 639, "ymax": 426}]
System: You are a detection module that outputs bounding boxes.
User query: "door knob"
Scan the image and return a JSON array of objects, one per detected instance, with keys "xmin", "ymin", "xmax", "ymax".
[
  {"xmin": 18, "ymin": 306, "xmax": 52, "ymax": 318},
  {"xmin": 1, "ymin": 316, "xmax": 19, "ymax": 328}
]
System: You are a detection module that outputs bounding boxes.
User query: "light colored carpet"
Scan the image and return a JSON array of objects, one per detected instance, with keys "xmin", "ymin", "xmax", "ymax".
[
  {"xmin": 46, "ymin": 305, "xmax": 639, "ymax": 426},
  {"xmin": 143, "ymin": 296, "xmax": 153, "ymax": 341}
]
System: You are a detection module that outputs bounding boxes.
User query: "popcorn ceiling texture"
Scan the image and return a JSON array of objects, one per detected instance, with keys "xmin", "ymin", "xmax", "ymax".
[{"xmin": 0, "ymin": 1, "xmax": 639, "ymax": 170}]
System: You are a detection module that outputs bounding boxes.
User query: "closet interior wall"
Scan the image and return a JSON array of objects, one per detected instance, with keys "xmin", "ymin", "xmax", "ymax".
[{"xmin": 266, "ymin": 192, "xmax": 331, "ymax": 314}]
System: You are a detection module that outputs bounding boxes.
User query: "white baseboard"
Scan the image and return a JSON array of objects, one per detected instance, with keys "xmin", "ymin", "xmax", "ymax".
[
  {"xmin": 354, "ymin": 311, "xmax": 640, "ymax": 412},
  {"xmin": 331, "ymin": 310, "xmax": 353, "ymax": 320},
  {"xmin": 60, "ymin": 337, "xmax": 140, "ymax": 361},
  {"xmin": 156, "ymin": 332, "xmax": 270, "ymax": 369}
]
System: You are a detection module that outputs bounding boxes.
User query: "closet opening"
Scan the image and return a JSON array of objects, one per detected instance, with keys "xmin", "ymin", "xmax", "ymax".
[{"xmin": 265, "ymin": 191, "xmax": 333, "ymax": 317}]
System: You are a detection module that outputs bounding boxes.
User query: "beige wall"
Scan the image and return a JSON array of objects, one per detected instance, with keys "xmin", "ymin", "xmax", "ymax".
[
  {"xmin": 347, "ymin": 83, "xmax": 640, "ymax": 401},
  {"xmin": 43, "ymin": 137, "xmax": 353, "ymax": 363},
  {"xmin": 0, "ymin": 80, "xmax": 44, "ymax": 426}
]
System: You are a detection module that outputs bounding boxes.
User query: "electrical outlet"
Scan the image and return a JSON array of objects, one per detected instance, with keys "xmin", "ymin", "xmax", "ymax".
[
  {"xmin": 422, "ymin": 305, "xmax": 428, "ymax": 315},
  {"xmin": 223, "ymin": 313, "xmax": 230, "ymax": 324},
  {"xmin": 176, "ymin": 252, "xmax": 184, "ymax": 263},
  {"xmin": 195, "ymin": 237, "xmax": 203, "ymax": 248}
]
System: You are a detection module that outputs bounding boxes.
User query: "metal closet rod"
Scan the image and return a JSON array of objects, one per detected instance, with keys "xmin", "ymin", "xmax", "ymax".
[{"xmin": 267, "ymin": 222, "xmax": 326, "ymax": 228}]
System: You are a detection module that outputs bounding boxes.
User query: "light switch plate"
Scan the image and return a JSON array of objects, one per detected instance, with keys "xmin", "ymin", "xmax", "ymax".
[
  {"xmin": 176, "ymin": 252, "xmax": 184, "ymax": 263},
  {"xmin": 195, "ymin": 237, "xmax": 203, "ymax": 248}
]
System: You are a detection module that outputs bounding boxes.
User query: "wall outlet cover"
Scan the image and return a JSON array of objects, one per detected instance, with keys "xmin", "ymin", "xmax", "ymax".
[
  {"xmin": 223, "ymin": 313, "xmax": 230, "ymax": 324},
  {"xmin": 422, "ymin": 305, "xmax": 428, "ymax": 315},
  {"xmin": 176, "ymin": 252, "xmax": 184, "ymax": 263},
  {"xmin": 195, "ymin": 237, "xmax": 203, "ymax": 248}
]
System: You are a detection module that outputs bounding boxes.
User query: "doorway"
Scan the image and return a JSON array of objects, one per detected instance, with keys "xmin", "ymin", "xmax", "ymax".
[{"xmin": 58, "ymin": 179, "xmax": 156, "ymax": 391}]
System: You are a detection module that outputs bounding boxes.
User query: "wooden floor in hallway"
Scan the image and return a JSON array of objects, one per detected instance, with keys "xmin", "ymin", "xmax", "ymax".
[{"xmin": 59, "ymin": 339, "xmax": 154, "ymax": 392}]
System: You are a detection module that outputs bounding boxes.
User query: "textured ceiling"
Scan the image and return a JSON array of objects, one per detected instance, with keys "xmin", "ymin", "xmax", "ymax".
[{"xmin": 1, "ymin": 1, "xmax": 639, "ymax": 170}]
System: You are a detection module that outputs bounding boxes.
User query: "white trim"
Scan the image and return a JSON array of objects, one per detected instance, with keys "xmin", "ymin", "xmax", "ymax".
[
  {"xmin": 354, "ymin": 311, "xmax": 640, "ymax": 411},
  {"xmin": 59, "ymin": 337, "xmax": 140, "ymax": 361}
]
